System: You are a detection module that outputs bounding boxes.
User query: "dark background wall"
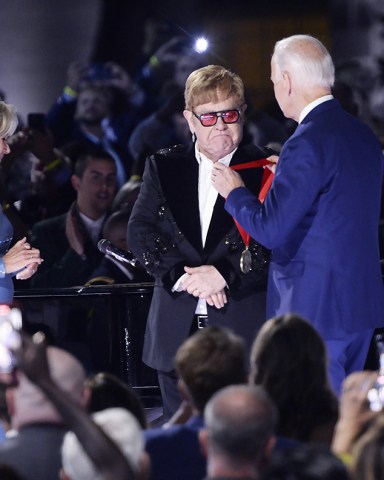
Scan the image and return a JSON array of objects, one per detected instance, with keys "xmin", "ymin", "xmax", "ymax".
[{"xmin": 0, "ymin": 0, "xmax": 382, "ymax": 119}]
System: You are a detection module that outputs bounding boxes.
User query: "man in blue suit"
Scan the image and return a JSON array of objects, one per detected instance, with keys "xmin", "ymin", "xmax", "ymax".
[{"xmin": 212, "ymin": 34, "xmax": 384, "ymax": 395}]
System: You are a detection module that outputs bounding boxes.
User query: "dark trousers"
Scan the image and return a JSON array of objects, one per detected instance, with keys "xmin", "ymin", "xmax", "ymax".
[
  {"xmin": 156, "ymin": 314, "xmax": 208, "ymax": 420},
  {"xmin": 157, "ymin": 369, "xmax": 182, "ymax": 420}
]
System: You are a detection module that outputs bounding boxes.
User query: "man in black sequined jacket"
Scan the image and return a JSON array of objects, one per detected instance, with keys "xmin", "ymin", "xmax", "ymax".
[{"xmin": 127, "ymin": 65, "xmax": 272, "ymax": 419}]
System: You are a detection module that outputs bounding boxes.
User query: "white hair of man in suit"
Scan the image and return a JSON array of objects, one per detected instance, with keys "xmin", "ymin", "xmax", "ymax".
[{"xmin": 272, "ymin": 34, "xmax": 335, "ymax": 90}]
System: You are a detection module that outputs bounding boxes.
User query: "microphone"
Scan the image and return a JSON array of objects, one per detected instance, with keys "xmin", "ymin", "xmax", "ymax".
[{"xmin": 97, "ymin": 239, "xmax": 138, "ymax": 267}]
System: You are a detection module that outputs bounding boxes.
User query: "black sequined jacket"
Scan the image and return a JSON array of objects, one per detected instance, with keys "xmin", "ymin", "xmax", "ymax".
[{"xmin": 127, "ymin": 141, "xmax": 270, "ymax": 371}]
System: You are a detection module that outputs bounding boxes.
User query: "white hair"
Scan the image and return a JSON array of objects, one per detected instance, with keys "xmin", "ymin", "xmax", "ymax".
[
  {"xmin": 61, "ymin": 407, "xmax": 144, "ymax": 480},
  {"xmin": 272, "ymin": 34, "xmax": 334, "ymax": 89},
  {"xmin": 0, "ymin": 101, "xmax": 18, "ymax": 138}
]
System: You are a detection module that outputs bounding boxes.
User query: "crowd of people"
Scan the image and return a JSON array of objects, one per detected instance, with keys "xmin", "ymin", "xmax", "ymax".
[
  {"xmin": 0, "ymin": 24, "xmax": 382, "ymax": 480},
  {"xmin": 1, "ymin": 315, "xmax": 383, "ymax": 480}
]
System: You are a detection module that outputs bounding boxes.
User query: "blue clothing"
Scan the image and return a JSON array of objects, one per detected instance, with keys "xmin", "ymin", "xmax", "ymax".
[
  {"xmin": 145, "ymin": 415, "xmax": 205, "ymax": 480},
  {"xmin": 0, "ymin": 208, "xmax": 14, "ymax": 304},
  {"xmin": 226, "ymin": 99, "xmax": 384, "ymax": 393},
  {"xmin": 145, "ymin": 415, "xmax": 300, "ymax": 480}
]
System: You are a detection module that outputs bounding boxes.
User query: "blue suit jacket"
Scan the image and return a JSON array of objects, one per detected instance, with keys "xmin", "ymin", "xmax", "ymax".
[
  {"xmin": 226, "ymin": 99, "xmax": 384, "ymax": 338},
  {"xmin": 145, "ymin": 415, "xmax": 205, "ymax": 480}
]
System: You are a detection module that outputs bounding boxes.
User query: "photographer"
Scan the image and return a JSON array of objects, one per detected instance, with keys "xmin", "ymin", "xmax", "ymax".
[{"xmin": 45, "ymin": 61, "xmax": 141, "ymax": 187}]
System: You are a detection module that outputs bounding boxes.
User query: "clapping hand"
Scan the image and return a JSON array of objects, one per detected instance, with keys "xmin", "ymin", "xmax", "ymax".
[{"xmin": 3, "ymin": 237, "xmax": 42, "ymax": 277}]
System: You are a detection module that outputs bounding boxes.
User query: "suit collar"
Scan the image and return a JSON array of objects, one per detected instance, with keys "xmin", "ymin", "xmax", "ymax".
[
  {"xmin": 301, "ymin": 98, "xmax": 340, "ymax": 124},
  {"xmin": 299, "ymin": 94, "xmax": 334, "ymax": 123},
  {"xmin": 156, "ymin": 142, "xmax": 268, "ymax": 255}
]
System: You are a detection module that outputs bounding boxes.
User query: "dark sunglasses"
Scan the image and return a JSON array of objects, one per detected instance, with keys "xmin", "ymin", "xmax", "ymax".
[{"xmin": 192, "ymin": 109, "xmax": 241, "ymax": 127}]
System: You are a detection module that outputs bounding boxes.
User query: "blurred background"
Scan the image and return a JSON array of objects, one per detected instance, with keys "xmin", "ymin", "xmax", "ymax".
[{"xmin": 1, "ymin": 0, "xmax": 383, "ymax": 118}]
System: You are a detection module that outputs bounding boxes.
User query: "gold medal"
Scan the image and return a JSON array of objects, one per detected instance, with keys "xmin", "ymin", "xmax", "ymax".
[{"xmin": 240, "ymin": 248, "xmax": 252, "ymax": 274}]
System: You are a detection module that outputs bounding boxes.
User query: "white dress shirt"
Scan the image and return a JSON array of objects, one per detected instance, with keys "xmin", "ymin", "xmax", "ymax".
[
  {"xmin": 298, "ymin": 94, "xmax": 334, "ymax": 124},
  {"xmin": 173, "ymin": 144, "xmax": 236, "ymax": 315}
]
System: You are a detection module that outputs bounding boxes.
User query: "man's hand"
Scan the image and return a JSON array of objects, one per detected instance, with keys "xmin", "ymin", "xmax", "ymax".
[
  {"xmin": 181, "ymin": 265, "xmax": 226, "ymax": 299},
  {"xmin": 66, "ymin": 61, "xmax": 88, "ymax": 92},
  {"xmin": 265, "ymin": 154, "xmax": 279, "ymax": 174},
  {"xmin": 211, "ymin": 162, "xmax": 244, "ymax": 198},
  {"xmin": 206, "ymin": 289, "xmax": 228, "ymax": 309}
]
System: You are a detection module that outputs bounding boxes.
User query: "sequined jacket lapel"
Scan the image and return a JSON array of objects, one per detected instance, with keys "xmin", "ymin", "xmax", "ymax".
[{"xmin": 155, "ymin": 141, "xmax": 269, "ymax": 256}]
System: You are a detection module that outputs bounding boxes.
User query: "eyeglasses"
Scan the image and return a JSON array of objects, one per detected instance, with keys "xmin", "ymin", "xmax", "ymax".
[{"xmin": 192, "ymin": 109, "xmax": 241, "ymax": 127}]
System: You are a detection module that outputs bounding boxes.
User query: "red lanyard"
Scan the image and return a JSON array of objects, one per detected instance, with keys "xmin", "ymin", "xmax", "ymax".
[{"xmin": 230, "ymin": 158, "xmax": 274, "ymax": 248}]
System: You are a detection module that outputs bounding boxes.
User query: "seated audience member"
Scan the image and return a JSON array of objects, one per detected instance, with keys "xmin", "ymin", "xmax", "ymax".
[
  {"xmin": 87, "ymin": 209, "xmax": 152, "ymax": 285},
  {"xmin": 85, "ymin": 371, "xmax": 147, "ymax": 429},
  {"xmin": 30, "ymin": 149, "xmax": 117, "ymax": 288},
  {"xmin": 144, "ymin": 326, "xmax": 247, "ymax": 480},
  {"xmin": 200, "ymin": 384, "xmax": 277, "ymax": 480},
  {"xmin": 250, "ymin": 313, "xmax": 339, "ymax": 445},
  {"xmin": 13, "ymin": 333, "xmax": 140, "ymax": 480},
  {"xmin": 262, "ymin": 444, "xmax": 350, "ymax": 480},
  {"xmin": 0, "ymin": 344, "xmax": 86, "ymax": 480},
  {"xmin": 61, "ymin": 407, "xmax": 148, "ymax": 480}
]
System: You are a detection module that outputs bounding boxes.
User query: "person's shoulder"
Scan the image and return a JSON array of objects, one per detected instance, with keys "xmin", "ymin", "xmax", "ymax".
[{"xmin": 150, "ymin": 144, "xmax": 193, "ymax": 172}]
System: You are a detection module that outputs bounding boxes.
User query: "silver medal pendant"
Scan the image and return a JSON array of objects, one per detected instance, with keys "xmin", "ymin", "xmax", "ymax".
[{"xmin": 240, "ymin": 248, "xmax": 252, "ymax": 274}]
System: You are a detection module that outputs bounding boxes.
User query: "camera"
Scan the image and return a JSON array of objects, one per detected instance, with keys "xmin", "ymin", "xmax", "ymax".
[
  {"xmin": 0, "ymin": 305, "xmax": 22, "ymax": 373},
  {"xmin": 85, "ymin": 63, "xmax": 114, "ymax": 81}
]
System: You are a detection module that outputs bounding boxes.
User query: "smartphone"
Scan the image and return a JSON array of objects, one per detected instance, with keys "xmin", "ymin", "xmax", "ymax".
[
  {"xmin": 0, "ymin": 305, "xmax": 22, "ymax": 374},
  {"xmin": 27, "ymin": 113, "xmax": 46, "ymax": 133},
  {"xmin": 85, "ymin": 63, "xmax": 113, "ymax": 81}
]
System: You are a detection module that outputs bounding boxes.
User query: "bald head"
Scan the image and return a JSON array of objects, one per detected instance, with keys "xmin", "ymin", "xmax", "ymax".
[
  {"xmin": 12, "ymin": 347, "xmax": 86, "ymax": 429},
  {"xmin": 204, "ymin": 384, "xmax": 277, "ymax": 464}
]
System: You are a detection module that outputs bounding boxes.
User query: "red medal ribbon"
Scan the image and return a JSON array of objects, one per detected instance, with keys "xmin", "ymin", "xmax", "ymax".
[{"xmin": 229, "ymin": 158, "xmax": 275, "ymax": 248}]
